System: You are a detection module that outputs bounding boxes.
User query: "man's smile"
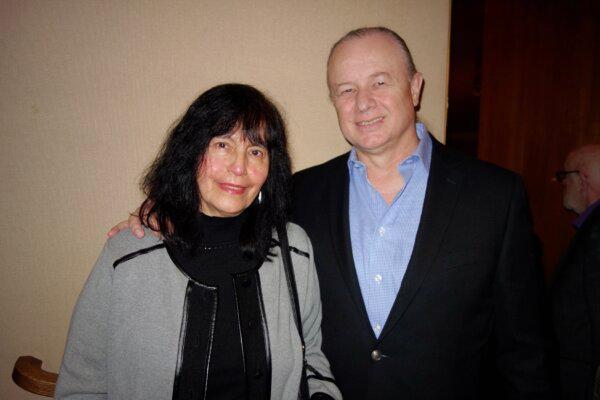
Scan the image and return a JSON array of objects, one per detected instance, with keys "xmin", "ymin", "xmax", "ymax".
[{"xmin": 356, "ymin": 116, "xmax": 384, "ymax": 126}]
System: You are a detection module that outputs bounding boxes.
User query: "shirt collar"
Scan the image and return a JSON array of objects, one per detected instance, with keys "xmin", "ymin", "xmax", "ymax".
[
  {"xmin": 573, "ymin": 198, "xmax": 600, "ymax": 229},
  {"xmin": 347, "ymin": 122, "xmax": 432, "ymax": 173}
]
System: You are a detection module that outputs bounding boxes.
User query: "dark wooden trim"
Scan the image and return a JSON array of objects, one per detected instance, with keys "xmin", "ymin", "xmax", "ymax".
[{"xmin": 12, "ymin": 356, "xmax": 57, "ymax": 397}]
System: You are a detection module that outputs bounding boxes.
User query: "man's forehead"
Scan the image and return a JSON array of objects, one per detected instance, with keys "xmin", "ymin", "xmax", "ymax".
[
  {"xmin": 332, "ymin": 33, "xmax": 402, "ymax": 59},
  {"xmin": 565, "ymin": 152, "xmax": 580, "ymax": 169},
  {"xmin": 328, "ymin": 35, "xmax": 406, "ymax": 78}
]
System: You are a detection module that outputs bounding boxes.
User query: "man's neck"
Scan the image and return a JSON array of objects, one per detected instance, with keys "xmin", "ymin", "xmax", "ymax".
[
  {"xmin": 354, "ymin": 129, "xmax": 419, "ymax": 204},
  {"xmin": 355, "ymin": 129, "xmax": 419, "ymax": 175},
  {"xmin": 573, "ymin": 197, "xmax": 600, "ymax": 229}
]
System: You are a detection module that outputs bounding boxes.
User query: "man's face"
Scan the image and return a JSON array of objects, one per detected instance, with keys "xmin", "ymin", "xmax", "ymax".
[
  {"xmin": 327, "ymin": 33, "xmax": 423, "ymax": 157},
  {"xmin": 562, "ymin": 154, "xmax": 586, "ymax": 214}
]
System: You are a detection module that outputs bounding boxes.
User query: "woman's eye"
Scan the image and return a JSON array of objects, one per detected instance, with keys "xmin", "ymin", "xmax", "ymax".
[
  {"xmin": 214, "ymin": 141, "xmax": 228, "ymax": 149},
  {"xmin": 249, "ymin": 148, "xmax": 265, "ymax": 157}
]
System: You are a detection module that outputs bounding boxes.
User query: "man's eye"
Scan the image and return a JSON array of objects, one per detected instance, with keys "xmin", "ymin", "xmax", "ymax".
[
  {"xmin": 376, "ymin": 80, "xmax": 386, "ymax": 86},
  {"xmin": 339, "ymin": 88, "xmax": 354, "ymax": 96}
]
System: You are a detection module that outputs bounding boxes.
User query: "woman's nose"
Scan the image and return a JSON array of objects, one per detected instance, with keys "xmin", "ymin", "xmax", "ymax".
[{"xmin": 228, "ymin": 152, "xmax": 247, "ymax": 176}]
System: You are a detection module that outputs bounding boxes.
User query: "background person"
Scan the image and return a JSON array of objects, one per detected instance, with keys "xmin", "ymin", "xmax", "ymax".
[
  {"xmin": 57, "ymin": 83, "xmax": 340, "ymax": 400},
  {"xmin": 552, "ymin": 144, "xmax": 600, "ymax": 400}
]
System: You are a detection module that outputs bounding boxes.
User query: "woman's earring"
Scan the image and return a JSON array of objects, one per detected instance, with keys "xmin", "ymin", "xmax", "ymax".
[{"xmin": 258, "ymin": 191, "xmax": 263, "ymax": 204}]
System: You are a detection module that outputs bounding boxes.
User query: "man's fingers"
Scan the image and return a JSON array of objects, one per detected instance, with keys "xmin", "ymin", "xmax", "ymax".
[
  {"xmin": 128, "ymin": 213, "xmax": 145, "ymax": 238},
  {"xmin": 107, "ymin": 220, "xmax": 130, "ymax": 238}
]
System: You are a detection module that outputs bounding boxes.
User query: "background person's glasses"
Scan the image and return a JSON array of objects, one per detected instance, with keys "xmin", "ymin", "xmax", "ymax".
[{"xmin": 554, "ymin": 170, "xmax": 579, "ymax": 182}]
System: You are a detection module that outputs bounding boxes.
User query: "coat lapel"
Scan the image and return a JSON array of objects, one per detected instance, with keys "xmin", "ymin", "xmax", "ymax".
[
  {"xmin": 380, "ymin": 140, "xmax": 465, "ymax": 339},
  {"xmin": 327, "ymin": 156, "xmax": 374, "ymax": 336}
]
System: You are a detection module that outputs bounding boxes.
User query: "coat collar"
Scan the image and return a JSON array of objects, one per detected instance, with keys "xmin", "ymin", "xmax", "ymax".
[
  {"xmin": 379, "ymin": 137, "xmax": 465, "ymax": 339},
  {"xmin": 325, "ymin": 153, "xmax": 376, "ymax": 337}
]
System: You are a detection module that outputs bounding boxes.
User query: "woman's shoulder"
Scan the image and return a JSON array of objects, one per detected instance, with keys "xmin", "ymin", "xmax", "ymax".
[
  {"xmin": 283, "ymin": 222, "xmax": 310, "ymax": 249},
  {"xmin": 104, "ymin": 227, "xmax": 164, "ymax": 265}
]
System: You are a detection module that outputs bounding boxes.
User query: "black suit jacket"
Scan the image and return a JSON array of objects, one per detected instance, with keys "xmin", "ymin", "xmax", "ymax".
[
  {"xmin": 552, "ymin": 206, "xmax": 600, "ymax": 400},
  {"xmin": 291, "ymin": 139, "xmax": 553, "ymax": 399}
]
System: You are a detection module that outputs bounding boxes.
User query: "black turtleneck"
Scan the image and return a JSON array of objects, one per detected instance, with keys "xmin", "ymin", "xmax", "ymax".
[{"xmin": 166, "ymin": 211, "xmax": 257, "ymax": 400}]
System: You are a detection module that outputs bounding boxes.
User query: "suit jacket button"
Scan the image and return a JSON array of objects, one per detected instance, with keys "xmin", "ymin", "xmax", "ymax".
[{"xmin": 371, "ymin": 349, "xmax": 382, "ymax": 361}]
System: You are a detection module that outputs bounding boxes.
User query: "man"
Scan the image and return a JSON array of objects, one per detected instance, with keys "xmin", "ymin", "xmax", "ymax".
[
  {"xmin": 290, "ymin": 27, "xmax": 553, "ymax": 399},
  {"xmin": 552, "ymin": 144, "xmax": 600, "ymax": 400},
  {"xmin": 115, "ymin": 27, "xmax": 553, "ymax": 399}
]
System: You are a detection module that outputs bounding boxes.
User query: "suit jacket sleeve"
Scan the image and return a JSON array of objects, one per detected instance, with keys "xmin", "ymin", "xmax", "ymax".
[{"xmin": 493, "ymin": 176, "xmax": 553, "ymax": 398}]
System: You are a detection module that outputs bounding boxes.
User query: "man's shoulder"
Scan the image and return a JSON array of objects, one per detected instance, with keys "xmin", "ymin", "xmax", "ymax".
[
  {"xmin": 434, "ymin": 142, "xmax": 521, "ymax": 191},
  {"xmin": 581, "ymin": 205, "xmax": 600, "ymax": 236},
  {"xmin": 293, "ymin": 152, "xmax": 349, "ymax": 184}
]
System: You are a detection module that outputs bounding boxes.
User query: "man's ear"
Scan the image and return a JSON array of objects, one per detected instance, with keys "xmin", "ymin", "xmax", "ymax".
[
  {"xmin": 579, "ymin": 169, "xmax": 590, "ymax": 193},
  {"xmin": 410, "ymin": 72, "xmax": 424, "ymax": 107}
]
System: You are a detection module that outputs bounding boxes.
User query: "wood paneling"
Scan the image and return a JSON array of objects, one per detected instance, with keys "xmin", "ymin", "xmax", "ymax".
[
  {"xmin": 446, "ymin": 0, "xmax": 484, "ymax": 157},
  {"xmin": 478, "ymin": 0, "xmax": 599, "ymax": 278}
]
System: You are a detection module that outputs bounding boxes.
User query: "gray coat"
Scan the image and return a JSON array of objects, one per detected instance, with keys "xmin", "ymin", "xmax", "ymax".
[{"xmin": 55, "ymin": 223, "xmax": 341, "ymax": 400}]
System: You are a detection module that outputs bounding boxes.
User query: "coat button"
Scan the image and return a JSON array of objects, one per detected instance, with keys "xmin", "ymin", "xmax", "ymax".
[{"xmin": 371, "ymin": 349, "xmax": 382, "ymax": 361}]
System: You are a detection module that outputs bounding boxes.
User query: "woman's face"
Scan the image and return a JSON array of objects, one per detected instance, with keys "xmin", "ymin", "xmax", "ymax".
[{"xmin": 197, "ymin": 128, "xmax": 269, "ymax": 217}]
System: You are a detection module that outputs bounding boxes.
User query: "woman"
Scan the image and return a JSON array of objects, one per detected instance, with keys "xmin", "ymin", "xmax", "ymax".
[{"xmin": 55, "ymin": 84, "xmax": 341, "ymax": 400}]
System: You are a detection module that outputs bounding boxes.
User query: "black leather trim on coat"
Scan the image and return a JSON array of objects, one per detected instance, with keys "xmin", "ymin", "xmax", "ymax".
[
  {"xmin": 232, "ymin": 267, "xmax": 271, "ymax": 399},
  {"xmin": 164, "ymin": 243, "xmax": 272, "ymax": 399},
  {"xmin": 270, "ymin": 239, "xmax": 310, "ymax": 258},
  {"xmin": 306, "ymin": 364, "xmax": 336, "ymax": 384},
  {"xmin": 171, "ymin": 280, "xmax": 218, "ymax": 400},
  {"xmin": 112, "ymin": 243, "xmax": 165, "ymax": 268},
  {"xmin": 310, "ymin": 393, "xmax": 336, "ymax": 400}
]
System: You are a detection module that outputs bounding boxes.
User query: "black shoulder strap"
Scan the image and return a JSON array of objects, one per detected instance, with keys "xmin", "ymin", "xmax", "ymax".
[{"xmin": 277, "ymin": 224, "xmax": 310, "ymax": 400}]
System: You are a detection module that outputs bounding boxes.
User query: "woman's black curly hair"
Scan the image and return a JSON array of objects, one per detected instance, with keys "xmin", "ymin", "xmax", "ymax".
[{"xmin": 139, "ymin": 83, "xmax": 291, "ymax": 261}]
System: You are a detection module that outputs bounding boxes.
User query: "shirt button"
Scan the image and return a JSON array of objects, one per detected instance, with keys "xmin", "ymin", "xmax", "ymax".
[
  {"xmin": 378, "ymin": 227, "xmax": 385, "ymax": 236},
  {"xmin": 374, "ymin": 274, "xmax": 382, "ymax": 283},
  {"xmin": 374, "ymin": 324, "xmax": 382, "ymax": 333},
  {"xmin": 371, "ymin": 349, "xmax": 382, "ymax": 362}
]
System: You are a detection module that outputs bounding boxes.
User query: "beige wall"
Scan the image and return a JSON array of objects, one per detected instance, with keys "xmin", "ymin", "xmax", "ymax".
[{"xmin": 0, "ymin": 1, "xmax": 450, "ymax": 397}]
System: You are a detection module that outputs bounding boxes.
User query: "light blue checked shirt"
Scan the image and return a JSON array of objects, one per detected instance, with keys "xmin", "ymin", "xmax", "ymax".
[{"xmin": 348, "ymin": 123, "xmax": 431, "ymax": 338}]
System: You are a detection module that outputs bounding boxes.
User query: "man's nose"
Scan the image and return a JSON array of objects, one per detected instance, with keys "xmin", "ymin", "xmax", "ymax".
[{"xmin": 356, "ymin": 89, "xmax": 376, "ymax": 113}]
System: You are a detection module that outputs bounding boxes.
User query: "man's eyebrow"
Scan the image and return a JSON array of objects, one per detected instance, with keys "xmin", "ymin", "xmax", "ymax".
[
  {"xmin": 370, "ymin": 71, "xmax": 392, "ymax": 79},
  {"xmin": 333, "ymin": 80, "xmax": 353, "ymax": 88},
  {"xmin": 334, "ymin": 71, "xmax": 392, "ymax": 86}
]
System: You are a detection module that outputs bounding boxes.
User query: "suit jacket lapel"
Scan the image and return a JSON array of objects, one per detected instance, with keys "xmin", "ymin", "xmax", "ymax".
[
  {"xmin": 327, "ymin": 155, "xmax": 374, "ymax": 337},
  {"xmin": 380, "ymin": 140, "xmax": 465, "ymax": 339}
]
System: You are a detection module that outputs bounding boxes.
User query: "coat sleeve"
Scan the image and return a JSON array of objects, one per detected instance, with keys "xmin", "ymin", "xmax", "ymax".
[
  {"xmin": 54, "ymin": 239, "xmax": 115, "ymax": 399},
  {"xmin": 492, "ymin": 176, "xmax": 554, "ymax": 398},
  {"xmin": 296, "ymin": 230, "xmax": 343, "ymax": 400}
]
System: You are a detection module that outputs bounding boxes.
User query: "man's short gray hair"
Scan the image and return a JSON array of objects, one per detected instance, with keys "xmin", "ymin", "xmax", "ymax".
[{"xmin": 327, "ymin": 26, "xmax": 418, "ymax": 78}]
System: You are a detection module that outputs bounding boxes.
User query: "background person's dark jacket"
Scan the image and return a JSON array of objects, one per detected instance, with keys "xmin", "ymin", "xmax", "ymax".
[{"xmin": 553, "ymin": 206, "xmax": 600, "ymax": 400}]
